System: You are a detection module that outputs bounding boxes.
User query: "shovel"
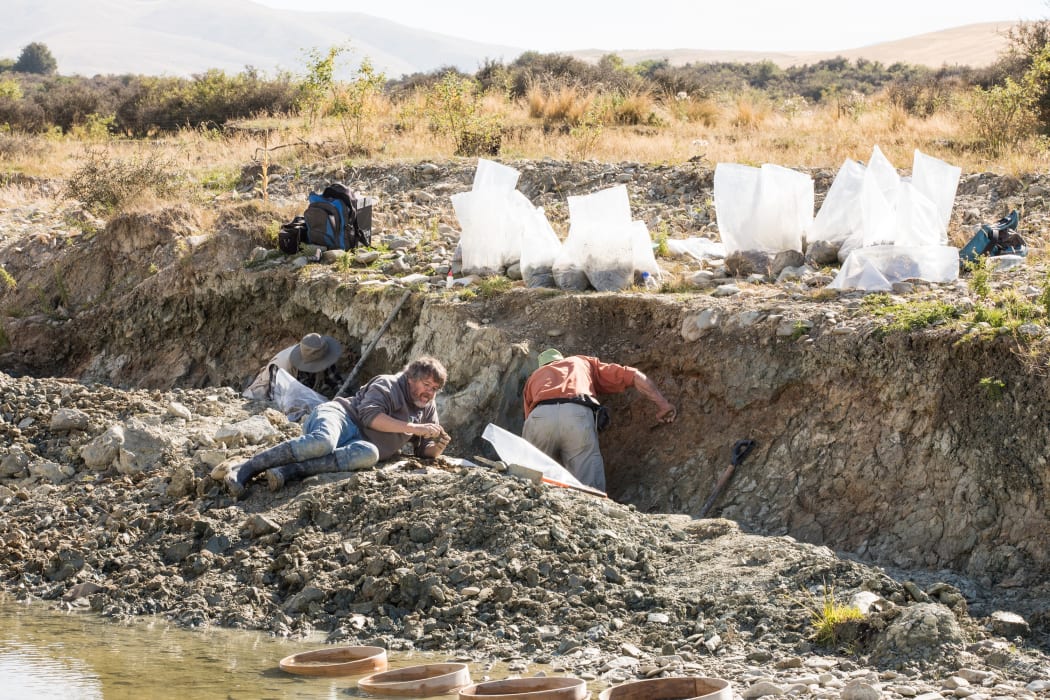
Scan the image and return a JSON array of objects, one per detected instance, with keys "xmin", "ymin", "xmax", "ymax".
[{"xmin": 698, "ymin": 439, "xmax": 756, "ymax": 518}]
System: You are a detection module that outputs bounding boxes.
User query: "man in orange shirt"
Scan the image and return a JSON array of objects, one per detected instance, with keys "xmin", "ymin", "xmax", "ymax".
[{"xmin": 522, "ymin": 349, "xmax": 676, "ymax": 491}]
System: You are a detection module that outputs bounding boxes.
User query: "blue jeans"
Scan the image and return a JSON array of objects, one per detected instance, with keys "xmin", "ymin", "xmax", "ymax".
[{"xmin": 288, "ymin": 401, "xmax": 375, "ymax": 465}]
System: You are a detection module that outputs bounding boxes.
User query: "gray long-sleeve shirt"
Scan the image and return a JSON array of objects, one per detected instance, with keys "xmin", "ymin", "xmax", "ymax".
[{"xmin": 335, "ymin": 373, "xmax": 439, "ymax": 460}]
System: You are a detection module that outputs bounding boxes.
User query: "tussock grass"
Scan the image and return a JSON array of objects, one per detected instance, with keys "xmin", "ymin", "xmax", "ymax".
[{"xmin": 4, "ymin": 86, "xmax": 1050, "ymax": 194}]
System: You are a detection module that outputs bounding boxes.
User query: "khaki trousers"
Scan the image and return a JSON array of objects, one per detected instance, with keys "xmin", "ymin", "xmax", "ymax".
[{"xmin": 523, "ymin": 402, "xmax": 605, "ymax": 491}]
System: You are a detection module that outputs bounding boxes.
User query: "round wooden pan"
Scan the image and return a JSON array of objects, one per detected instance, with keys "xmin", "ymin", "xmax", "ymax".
[
  {"xmin": 357, "ymin": 662, "xmax": 472, "ymax": 697},
  {"xmin": 459, "ymin": 677, "xmax": 588, "ymax": 700},
  {"xmin": 279, "ymin": 645, "xmax": 388, "ymax": 677},
  {"xmin": 598, "ymin": 677, "xmax": 731, "ymax": 700}
]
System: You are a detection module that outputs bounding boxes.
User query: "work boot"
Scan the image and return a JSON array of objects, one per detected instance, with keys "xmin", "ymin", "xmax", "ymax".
[
  {"xmin": 266, "ymin": 442, "xmax": 379, "ymax": 492},
  {"xmin": 224, "ymin": 442, "xmax": 298, "ymax": 498}
]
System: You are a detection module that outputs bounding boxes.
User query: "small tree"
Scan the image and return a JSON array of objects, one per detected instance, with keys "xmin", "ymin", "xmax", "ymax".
[
  {"xmin": 422, "ymin": 72, "xmax": 504, "ymax": 156},
  {"xmin": 330, "ymin": 57, "xmax": 386, "ymax": 144},
  {"xmin": 297, "ymin": 45, "xmax": 345, "ymax": 124},
  {"xmin": 964, "ymin": 77, "xmax": 1035, "ymax": 154},
  {"xmin": 14, "ymin": 42, "xmax": 57, "ymax": 75}
]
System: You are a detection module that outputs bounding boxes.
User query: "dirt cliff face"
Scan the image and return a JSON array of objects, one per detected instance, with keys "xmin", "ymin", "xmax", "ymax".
[{"xmin": 2, "ymin": 159, "xmax": 1050, "ymax": 693}]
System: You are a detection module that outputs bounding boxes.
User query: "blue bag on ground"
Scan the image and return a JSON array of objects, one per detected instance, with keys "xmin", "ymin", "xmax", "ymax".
[
  {"xmin": 960, "ymin": 210, "xmax": 1024, "ymax": 265},
  {"xmin": 303, "ymin": 183, "xmax": 371, "ymax": 251}
]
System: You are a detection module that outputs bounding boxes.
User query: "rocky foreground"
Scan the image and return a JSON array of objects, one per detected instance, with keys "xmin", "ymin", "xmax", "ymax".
[
  {"xmin": 1, "ymin": 371, "xmax": 1049, "ymax": 699},
  {"xmin": 5, "ymin": 158, "xmax": 1050, "ymax": 697}
]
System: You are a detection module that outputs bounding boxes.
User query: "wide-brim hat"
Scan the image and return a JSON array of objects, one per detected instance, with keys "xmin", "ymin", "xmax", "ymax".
[
  {"xmin": 538, "ymin": 348, "xmax": 563, "ymax": 367},
  {"xmin": 290, "ymin": 333, "xmax": 342, "ymax": 373}
]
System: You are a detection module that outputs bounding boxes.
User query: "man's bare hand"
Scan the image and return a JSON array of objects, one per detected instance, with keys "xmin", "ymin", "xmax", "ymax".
[
  {"xmin": 414, "ymin": 422, "xmax": 445, "ymax": 438},
  {"xmin": 655, "ymin": 405, "xmax": 677, "ymax": 424}
]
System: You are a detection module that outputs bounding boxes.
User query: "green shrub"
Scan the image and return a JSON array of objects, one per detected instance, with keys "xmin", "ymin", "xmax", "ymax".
[
  {"xmin": 963, "ymin": 78, "xmax": 1035, "ymax": 154},
  {"xmin": 0, "ymin": 266, "xmax": 15, "ymax": 293},
  {"xmin": 65, "ymin": 147, "xmax": 184, "ymax": 213},
  {"xmin": 979, "ymin": 376, "xmax": 1006, "ymax": 401},
  {"xmin": 964, "ymin": 257, "xmax": 991, "ymax": 298},
  {"xmin": 863, "ymin": 294, "xmax": 960, "ymax": 332},
  {"xmin": 477, "ymin": 276, "xmax": 513, "ymax": 298}
]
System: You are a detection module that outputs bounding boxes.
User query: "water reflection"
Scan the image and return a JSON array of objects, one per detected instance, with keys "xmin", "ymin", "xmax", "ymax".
[{"xmin": 0, "ymin": 598, "xmax": 467, "ymax": 700}]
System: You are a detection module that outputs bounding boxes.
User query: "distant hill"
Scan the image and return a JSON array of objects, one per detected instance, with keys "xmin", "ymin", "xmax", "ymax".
[
  {"xmin": 0, "ymin": 0, "xmax": 1019, "ymax": 80},
  {"xmin": 0, "ymin": 0, "xmax": 525, "ymax": 78},
  {"xmin": 569, "ymin": 22, "xmax": 1016, "ymax": 69}
]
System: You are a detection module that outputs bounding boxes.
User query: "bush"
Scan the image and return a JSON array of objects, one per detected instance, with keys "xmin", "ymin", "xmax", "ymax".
[
  {"xmin": 963, "ymin": 78, "xmax": 1035, "ymax": 154},
  {"xmin": 65, "ymin": 147, "xmax": 185, "ymax": 213}
]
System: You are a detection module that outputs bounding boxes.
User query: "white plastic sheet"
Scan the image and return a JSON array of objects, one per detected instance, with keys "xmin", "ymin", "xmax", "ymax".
[
  {"xmin": 481, "ymin": 423, "xmax": 606, "ymax": 496},
  {"xmin": 452, "ymin": 186, "xmax": 535, "ymax": 275},
  {"xmin": 812, "ymin": 146, "xmax": 960, "ymax": 255},
  {"xmin": 714, "ymin": 163, "xmax": 813, "ymax": 254},
  {"xmin": 828, "ymin": 245, "xmax": 960, "ymax": 291},
  {"xmin": 666, "ymin": 237, "xmax": 727, "ymax": 261},
  {"xmin": 813, "ymin": 146, "xmax": 962, "ymax": 292},
  {"xmin": 243, "ymin": 365, "xmax": 327, "ymax": 422},
  {"xmin": 810, "ymin": 159, "xmax": 865, "ymax": 244}
]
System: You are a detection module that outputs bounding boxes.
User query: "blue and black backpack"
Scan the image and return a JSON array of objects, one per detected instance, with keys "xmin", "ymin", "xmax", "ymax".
[
  {"xmin": 960, "ymin": 210, "xmax": 1025, "ymax": 265},
  {"xmin": 303, "ymin": 183, "xmax": 371, "ymax": 251}
]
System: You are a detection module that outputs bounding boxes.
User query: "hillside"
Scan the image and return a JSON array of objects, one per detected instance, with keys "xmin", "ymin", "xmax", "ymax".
[
  {"xmin": 0, "ymin": 1, "xmax": 1022, "ymax": 79},
  {"xmin": 0, "ymin": 0, "xmax": 523, "ymax": 78},
  {"xmin": 570, "ymin": 22, "xmax": 1017, "ymax": 69}
]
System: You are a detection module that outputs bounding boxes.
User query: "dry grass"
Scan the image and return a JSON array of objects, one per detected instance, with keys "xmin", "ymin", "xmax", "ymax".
[
  {"xmin": 3, "ymin": 89, "xmax": 1050, "ymax": 192},
  {"xmin": 527, "ymin": 85, "xmax": 596, "ymax": 126}
]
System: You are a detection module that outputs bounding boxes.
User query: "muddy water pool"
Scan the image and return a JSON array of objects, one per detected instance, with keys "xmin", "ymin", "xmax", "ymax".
[{"xmin": 0, "ymin": 597, "xmax": 519, "ymax": 699}]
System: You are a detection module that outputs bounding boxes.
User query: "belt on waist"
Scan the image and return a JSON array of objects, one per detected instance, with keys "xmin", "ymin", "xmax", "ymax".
[{"xmin": 535, "ymin": 395, "xmax": 598, "ymax": 409}]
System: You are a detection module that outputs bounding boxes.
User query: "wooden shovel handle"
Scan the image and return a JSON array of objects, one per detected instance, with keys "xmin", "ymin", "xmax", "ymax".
[{"xmin": 698, "ymin": 463, "xmax": 735, "ymax": 518}]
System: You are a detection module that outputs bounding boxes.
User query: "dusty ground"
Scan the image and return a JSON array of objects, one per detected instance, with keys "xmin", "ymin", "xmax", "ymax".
[{"xmin": 2, "ymin": 159, "xmax": 1050, "ymax": 698}]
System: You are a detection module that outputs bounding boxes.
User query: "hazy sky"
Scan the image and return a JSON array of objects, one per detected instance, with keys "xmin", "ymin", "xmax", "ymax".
[{"xmin": 252, "ymin": 0, "xmax": 1050, "ymax": 52}]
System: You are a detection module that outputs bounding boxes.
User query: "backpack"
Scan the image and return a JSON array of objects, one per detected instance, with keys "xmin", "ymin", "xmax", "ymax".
[
  {"xmin": 303, "ymin": 183, "xmax": 371, "ymax": 251},
  {"xmin": 278, "ymin": 215, "xmax": 307, "ymax": 254},
  {"xmin": 960, "ymin": 210, "xmax": 1025, "ymax": 265}
]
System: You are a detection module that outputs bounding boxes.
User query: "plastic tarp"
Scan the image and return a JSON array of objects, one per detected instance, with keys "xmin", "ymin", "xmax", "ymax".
[
  {"xmin": 713, "ymin": 163, "xmax": 813, "ymax": 254},
  {"xmin": 828, "ymin": 245, "xmax": 960, "ymax": 291},
  {"xmin": 481, "ymin": 423, "xmax": 606, "ymax": 497},
  {"xmin": 242, "ymin": 365, "xmax": 327, "ymax": 422},
  {"xmin": 666, "ymin": 237, "xmax": 727, "ymax": 261}
]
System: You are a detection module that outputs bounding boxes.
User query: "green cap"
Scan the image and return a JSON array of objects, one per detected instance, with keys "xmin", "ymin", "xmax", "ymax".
[{"xmin": 537, "ymin": 348, "xmax": 563, "ymax": 367}]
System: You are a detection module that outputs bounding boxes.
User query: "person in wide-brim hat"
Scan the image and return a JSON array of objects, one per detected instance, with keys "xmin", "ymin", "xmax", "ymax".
[{"xmin": 290, "ymin": 333, "xmax": 343, "ymax": 373}]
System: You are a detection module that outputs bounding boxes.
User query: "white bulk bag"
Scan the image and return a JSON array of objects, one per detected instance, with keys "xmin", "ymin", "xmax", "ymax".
[
  {"xmin": 519, "ymin": 207, "xmax": 562, "ymax": 288},
  {"xmin": 452, "ymin": 187, "xmax": 535, "ymax": 275},
  {"xmin": 561, "ymin": 186, "xmax": 635, "ymax": 291},
  {"xmin": 911, "ymin": 149, "xmax": 961, "ymax": 239},
  {"xmin": 473, "ymin": 157, "xmax": 520, "ymax": 191},
  {"xmin": 631, "ymin": 221, "xmax": 660, "ymax": 278},
  {"xmin": 714, "ymin": 163, "xmax": 813, "ymax": 254},
  {"xmin": 810, "ymin": 159, "xmax": 866, "ymax": 243}
]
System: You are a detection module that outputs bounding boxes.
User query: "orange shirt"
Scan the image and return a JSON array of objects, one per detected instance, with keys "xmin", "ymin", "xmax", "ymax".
[{"xmin": 523, "ymin": 355, "xmax": 638, "ymax": 417}]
